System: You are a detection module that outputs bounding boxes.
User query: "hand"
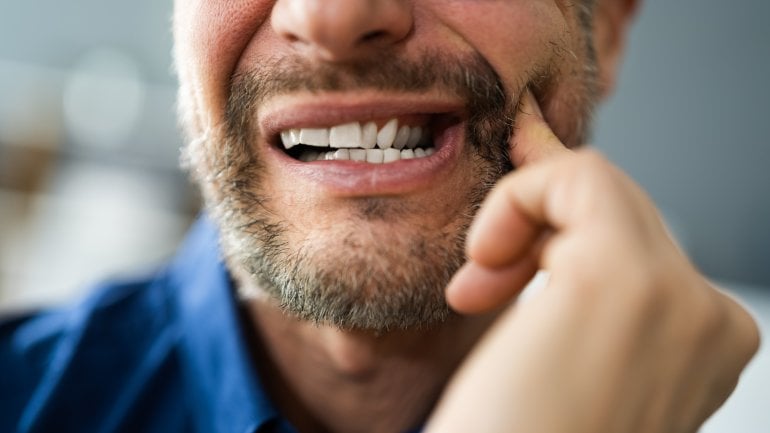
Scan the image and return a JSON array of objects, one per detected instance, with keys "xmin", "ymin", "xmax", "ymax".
[{"xmin": 426, "ymin": 90, "xmax": 760, "ymax": 433}]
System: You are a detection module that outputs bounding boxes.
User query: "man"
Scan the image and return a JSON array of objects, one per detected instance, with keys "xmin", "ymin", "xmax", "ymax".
[{"xmin": 0, "ymin": 0, "xmax": 760, "ymax": 432}]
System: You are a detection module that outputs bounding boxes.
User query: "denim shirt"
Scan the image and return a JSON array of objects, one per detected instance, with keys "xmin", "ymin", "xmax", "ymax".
[{"xmin": 0, "ymin": 216, "xmax": 295, "ymax": 433}]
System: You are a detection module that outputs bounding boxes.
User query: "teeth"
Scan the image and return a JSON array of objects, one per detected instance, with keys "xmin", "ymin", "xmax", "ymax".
[
  {"xmin": 282, "ymin": 118, "xmax": 436, "ymax": 163},
  {"xmin": 280, "ymin": 131, "xmax": 292, "ymax": 147},
  {"xmin": 366, "ymin": 149, "xmax": 384, "ymax": 163},
  {"xmin": 280, "ymin": 130, "xmax": 299, "ymax": 149},
  {"xmin": 299, "ymin": 128, "xmax": 329, "ymax": 147},
  {"xmin": 349, "ymin": 149, "xmax": 367, "ymax": 161},
  {"xmin": 329, "ymin": 122, "xmax": 362, "ymax": 148},
  {"xmin": 361, "ymin": 121, "xmax": 378, "ymax": 149},
  {"xmin": 297, "ymin": 146, "xmax": 435, "ymax": 163},
  {"xmin": 406, "ymin": 126, "xmax": 422, "ymax": 149},
  {"xmin": 392, "ymin": 125, "xmax": 410, "ymax": 150},
  {"xmin": 376, "ymin": 119, "xmax": 398, "ymax": 149},
  {"xmin": 333, "ymin": 149, "xmax": 350, "ymax": 160},
  {"xmin": 383, "ymin": 148, "xmax": 400, "ymax": 163}
]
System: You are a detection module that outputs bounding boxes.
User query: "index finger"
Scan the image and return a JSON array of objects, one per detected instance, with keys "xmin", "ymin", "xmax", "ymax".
[
  {"xmin": 458, "ymin": 90, "xmax": 570, "ymax": 268},
  {"xmin": 510, "ymin": 89, "xmax": 571, "ymax": 167}
]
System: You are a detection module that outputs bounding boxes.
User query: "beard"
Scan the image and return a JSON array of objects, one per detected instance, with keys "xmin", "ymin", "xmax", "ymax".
[{"xmin": 182, "ymin": 48, "xmax": 596, "ymax": 332}]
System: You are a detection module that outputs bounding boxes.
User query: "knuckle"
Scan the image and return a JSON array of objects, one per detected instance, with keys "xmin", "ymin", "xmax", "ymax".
[
  {"xmin": 735, "ymin": 305, "xmax": 761, "ymax": 360},
  {"xmin": 691, "ymin": 293, "xmax": 728, "ymax": 344},
  {"xmin": 661, "ymin": 272, "xmax": 725, "ymax": 350},
  {"xmin": 696, "ymin": 288, "xmax": 761, "ymax": 363}
]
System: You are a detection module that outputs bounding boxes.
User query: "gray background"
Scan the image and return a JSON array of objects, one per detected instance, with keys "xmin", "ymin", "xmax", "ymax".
[{"xmin": 594, "ymin": 0, "xmax": 770, "ymax": 286}]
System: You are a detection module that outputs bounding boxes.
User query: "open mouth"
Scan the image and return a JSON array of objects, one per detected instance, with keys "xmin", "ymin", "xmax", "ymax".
[
  {"xmin": 259, "ymin": 96, "xmax": 467, "ymax": 195},
  {"xmin": 277, "ymin": 114, "xmax": 456, "ymax": 163}
]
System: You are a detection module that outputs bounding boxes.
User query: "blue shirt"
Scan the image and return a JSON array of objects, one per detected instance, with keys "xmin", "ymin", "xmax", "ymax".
[{"xmin": 0, "ymin": 217, "xmax": 297, "ymax": 433}]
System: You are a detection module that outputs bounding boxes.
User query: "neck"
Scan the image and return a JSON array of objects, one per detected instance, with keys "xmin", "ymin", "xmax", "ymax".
[{"xmin": 242, "ymin": 298, "xmax": 498, "ymax": 433}]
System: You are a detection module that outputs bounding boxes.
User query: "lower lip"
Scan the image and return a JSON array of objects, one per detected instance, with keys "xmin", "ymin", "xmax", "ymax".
[{"xmin": 268, "ymin": 122, "xmax": 466, "ymax": 197}]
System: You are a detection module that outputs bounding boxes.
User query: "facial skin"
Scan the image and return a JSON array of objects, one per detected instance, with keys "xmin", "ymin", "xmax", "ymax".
[{"xmin": 175, "ymin": 0, "xmax": 600, "ymax": 332}]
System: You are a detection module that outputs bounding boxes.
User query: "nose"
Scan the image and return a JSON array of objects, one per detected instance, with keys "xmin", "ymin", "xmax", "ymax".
[{"xmin": 271, "ymin": 0, "xmax": 413, "ymax": 62}]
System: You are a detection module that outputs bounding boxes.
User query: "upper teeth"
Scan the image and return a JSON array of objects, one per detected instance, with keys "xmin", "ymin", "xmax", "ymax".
[{"xmin": 280, "ymin": 119, "xmax": 428, "ymax": 151}]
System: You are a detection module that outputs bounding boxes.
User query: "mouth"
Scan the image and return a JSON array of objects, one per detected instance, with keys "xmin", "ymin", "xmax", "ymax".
[
  {"xmin": 259, "ymin": 94, "xmax": 468, "ymax": 196},
  {"xmin": 280, "ymin": 116, "xmax": 439, "ymax": 163}
]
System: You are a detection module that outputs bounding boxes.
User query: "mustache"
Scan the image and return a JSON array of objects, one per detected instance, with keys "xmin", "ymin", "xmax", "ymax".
[{"xmin": 224, "ymin": 49, "xmax": 513, "ymax": 139}]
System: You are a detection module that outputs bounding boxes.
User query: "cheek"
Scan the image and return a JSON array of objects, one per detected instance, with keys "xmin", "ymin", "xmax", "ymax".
[
  {"xmin": 428, "ymin": 0, "xmax": 569, "ymax": 94},
  {"xmin": 174, "ymin": 0, "xmax": 274, "ymax": 130}
]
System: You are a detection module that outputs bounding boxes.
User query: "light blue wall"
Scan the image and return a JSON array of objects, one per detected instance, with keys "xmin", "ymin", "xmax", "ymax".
[{"xmin": 594, "ymin": 0, "xmax": 770, "ymax": 286}]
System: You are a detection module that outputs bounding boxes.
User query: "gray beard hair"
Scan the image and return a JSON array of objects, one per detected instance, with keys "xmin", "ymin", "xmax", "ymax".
[{"xmin": 182, "ymin": 48, "xmax": 595, "ymax": 332}]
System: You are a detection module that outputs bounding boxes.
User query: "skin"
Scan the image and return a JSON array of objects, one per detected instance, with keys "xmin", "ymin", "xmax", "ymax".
[{"xmin": 173, "ymin": 1, "xmax": 760, "ymax": 432}]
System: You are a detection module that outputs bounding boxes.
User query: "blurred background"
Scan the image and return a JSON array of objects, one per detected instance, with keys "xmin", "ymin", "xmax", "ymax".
[
  {"xmin": 0, "ymin": 0, "xmax": 768, "ymax": 431},
  {"xmin": 0, "ymin": 1, "xmax": 196, "ymax": 310}
]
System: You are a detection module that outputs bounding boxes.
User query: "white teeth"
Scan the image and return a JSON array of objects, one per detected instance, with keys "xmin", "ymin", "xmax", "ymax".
[
  {"xmin": 376, "ymin": 119, "xmax": 398, "ymax": 149},
  {"xmin": 383, "ymin": 148, "xmax": 400, "ymax": 163},
  {"xmin": 349, "ymin": 149, "xmax": 367, "ymax": 161},
  {"xmin": 329, "ymin": 122, "xmax": 362, "ymax": 148},
  {"xmin": 392, "ymin": 125, "xmax": 410, "ymax": 150},
  {"xmin": 333, "ymin": 149, "xmax": 350, "ymax": 160},
  {"xmin": 280, "ymin": 118, "xmax": 435, "ymax": 163},
  {"xmin": 296, "ymin": 146, "xmax": 435, "ymax": 163},
  {"xmin": 280, "ymin": 131, "xmax": 294, "ymax": 149},
  {"xmin": 361, "ymin": 121, "xmax": 378, "ymax": 149},
  {"xmin": 281, "ymin": 129, "xmax": 301, "ymax": 149},
  {"xmin": 406, "ymin": 126, "xmax": 422, "ymax": 149},
  {"xmin": 366, "ymin": 148, "xmax": 384, "ymax": 163},
  {"xmin": 299, "ymin": 128, "xmax": 329, "ymax": 147}
]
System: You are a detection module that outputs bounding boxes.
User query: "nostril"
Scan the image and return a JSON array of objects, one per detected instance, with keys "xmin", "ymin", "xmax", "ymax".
[
  {"xmin": 360, "ymin": 30, "xmax": 387, "ymax": 42},
  {"xmin": 271, "ymin": 0, "xmax": 413, "ymax": 61}
]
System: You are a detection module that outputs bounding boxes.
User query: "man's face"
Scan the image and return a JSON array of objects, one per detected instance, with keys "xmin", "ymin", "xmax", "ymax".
[{"xmin": 174, "ymin": 0, "xmax": 598, "ymax": 331}]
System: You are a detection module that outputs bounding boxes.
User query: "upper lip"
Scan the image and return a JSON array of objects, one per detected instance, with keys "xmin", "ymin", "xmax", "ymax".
[{"xmin": 259, "ymin": 92, "xmax": 467, "ymax": 146}]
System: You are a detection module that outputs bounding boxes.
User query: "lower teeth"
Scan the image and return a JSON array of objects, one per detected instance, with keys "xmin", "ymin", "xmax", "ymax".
[{"xmin": 298, "ymin": 147, "xmax": 435, "ymax": 163}]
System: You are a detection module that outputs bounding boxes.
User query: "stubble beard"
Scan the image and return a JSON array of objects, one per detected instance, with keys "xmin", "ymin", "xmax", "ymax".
[{"xmin": 182, "ymin": 47, "xmax": 596, "ymax": 332}]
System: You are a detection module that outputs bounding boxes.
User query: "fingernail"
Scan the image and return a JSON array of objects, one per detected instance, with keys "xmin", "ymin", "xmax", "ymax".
[{"xmin": 524, "ymin": 88, "xmax": 543, "ymax": 117}]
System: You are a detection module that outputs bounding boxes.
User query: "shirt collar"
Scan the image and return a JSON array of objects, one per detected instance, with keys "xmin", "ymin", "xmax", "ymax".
[{"xmin": 167, "ymin": 215, "xmax": 281, "ymax": 433}]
